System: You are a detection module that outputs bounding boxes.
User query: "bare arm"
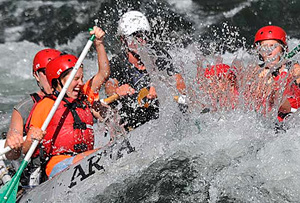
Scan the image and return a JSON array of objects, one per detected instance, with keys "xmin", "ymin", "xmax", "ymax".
[
  {"xmin": 278, "ymin": 63, "xmax": 300, "ymax": 114},
  {"xmin": 292, "ymin": 63, "xmax": 300, "ymax": 84},
  {"xmin": 5, "ymin": 110, "xmax": 24, "ymax": 160},
  {"xmin": 174, "ymin": 73, "xmax": 186, "ymax": 95},
  {"xmin": 105, "ymin": 78, "xmax": 119, "ymax": 96},
  {"xmin": 279, "ymin": 99, "xmax": 291, "ymax": 113},
  {"xmin": 89, "ymin": 26, "xmax": 110, "ymax": 93}
]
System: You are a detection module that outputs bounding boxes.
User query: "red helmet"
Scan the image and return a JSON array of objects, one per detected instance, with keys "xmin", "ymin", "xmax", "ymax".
[
  {"xmin": 46, "ymin": 54, "xmax": 79, "ymax": 87},
  {"xmin": 32, "ymin": 49, "xmax": 61, "ymax": 74},
  {"xmin": 254, "ymin": 26, "xmax": 287, "ymax": 45},
  {"xmin": 204, "ymin": 64, "xmax": 235, "ymax": 80}
]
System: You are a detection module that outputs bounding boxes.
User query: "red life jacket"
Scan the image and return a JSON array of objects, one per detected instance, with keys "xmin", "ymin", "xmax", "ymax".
[
  {"xmin": 41, "ymin": 95, "xmax": 94, "ymax": 157},
  {"xmin": 275, "ymin": 67, "xmax": 300, "ymax": 122},
  {"xmin": 273, "ymin": 68, "xmax": 288, "ymax": 91}
]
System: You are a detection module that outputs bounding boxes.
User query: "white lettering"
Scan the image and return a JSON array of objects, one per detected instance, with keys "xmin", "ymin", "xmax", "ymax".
[{"xmin": 57, "ymin": 69, "xmax": 62, "ymax": 75}]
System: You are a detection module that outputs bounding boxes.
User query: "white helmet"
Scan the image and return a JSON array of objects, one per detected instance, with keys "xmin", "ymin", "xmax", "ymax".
[{"xmin": 117, "ymin": 11, "xmax": 151, "ymax": 37}]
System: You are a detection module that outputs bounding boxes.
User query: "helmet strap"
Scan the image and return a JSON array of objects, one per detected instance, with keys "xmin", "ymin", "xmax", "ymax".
[
  {"xmin": 58, "ymin": 78, "xmax": 64, "ymax": 89},
  {"xmin": 53, "ymin": 88, "xmax": 69, "ymax": 98},
  {"xmin": 53, "ymin": 90, "xmax": 61, "ymax": 97},
  {"xmin": 258, "ymin": 54, "xmax": 265, "ymax": 68},
  {"xmin": 120, "ymin": 36, "xmax": 128, "ymax": 48},
  {"xmin": 56, "ymin": 78, "xmax": 70, "ymax": 98}
]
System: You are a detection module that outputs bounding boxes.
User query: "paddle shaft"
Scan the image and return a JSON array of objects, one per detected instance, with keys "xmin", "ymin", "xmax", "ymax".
[
  {"xmin": 101, "ymin": 94, "xmax": 119, "ymax": 104},
  {"xmin": 0, "ymin": 147, "xmax": 10, "ymax": 158},
  {"xmin": 25, "ymin": 39, "xmax": 94, "ymax": 161},
  {"xmin": 2, "ymin": 34, "xmax": 95, "ymax": 202}
]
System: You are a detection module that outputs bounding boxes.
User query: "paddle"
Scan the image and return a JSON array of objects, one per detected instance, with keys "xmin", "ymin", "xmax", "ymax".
[
  {"xmin": 0, "ymin": 31, "xmax": 96, "ymax": 203},
  {"xmin": 0, "ymin": 93, "xmax": 120, "ymax": 159},
  {"xmin": 100, "ymin": 94, "xmax": 119, "ymax": 104},
  {"xmin": 100, "ymin": 88, "xmax": 152, "ymax": 107},
  {"xmin": 285, "ymin": 44, "xmax": 300, "ymax": 59},
  {"xmin": 0, "ymin": 92, "xmax": 122, "ymax": 161},
  {"xmin": 0, "ymin": 142, "xmax": 10, "ymax": 160}
]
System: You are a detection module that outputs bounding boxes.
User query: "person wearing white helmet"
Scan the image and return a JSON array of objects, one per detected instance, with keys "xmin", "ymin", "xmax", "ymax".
[
  {"xmin": 116, "ymin": 10, "xmax": 151, "ymax": 37},
  {"xmin": 105, "ymin": 10, "xmax": 186, "ymax": 132}
]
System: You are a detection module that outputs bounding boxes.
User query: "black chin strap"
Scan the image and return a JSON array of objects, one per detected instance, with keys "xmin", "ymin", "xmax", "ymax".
[
  {"xmin": 258, "ymin": 54, "xmax": 265, "ymax": 68},
  {"xmin": 58, "ymin": 78, "xmax": 64, "ymax": 89},
  {"xmin": 53, "ymin": 79, "xmax": 69, "ymax": 98},
  {"xmin": 272, "ymin": 68, "xmax": 280, "ymax": 77},
  {"xmin": 53, "ymin": 90, "xmax": 61, "ymax": 97}
]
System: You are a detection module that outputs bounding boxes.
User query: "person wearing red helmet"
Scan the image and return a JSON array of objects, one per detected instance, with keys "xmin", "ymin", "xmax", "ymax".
[
  {"xmin": 22, "ymin": 26, "xmax": 110, "ymax": 178},
  {"xmin": 4, "ymin": 49, "xmax": 62, "ymax": 161},
  {"xmin": 253, "ymin": 25, "xmax": 300, "ymax": 122},
  {"xmin": 254, "ymin": 25, "xmax": 288, "ymax": 69},
  {"xmin": 32, "ymin": 49, "xmax": 62, "ymax": 95}
]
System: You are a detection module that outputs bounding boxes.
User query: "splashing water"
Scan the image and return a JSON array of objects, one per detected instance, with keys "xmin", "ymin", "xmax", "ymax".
[
  {"xmin": 1, "ymin": 1, "xmax": 300, "ymax": 202},
  {"xmin": 108, "ymin": 31, "xmax": 300, "ymax": 202}
]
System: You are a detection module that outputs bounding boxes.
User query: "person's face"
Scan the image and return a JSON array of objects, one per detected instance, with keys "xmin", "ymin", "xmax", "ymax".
[
  {"xmin": 34, "ymin": 68, "xmax": 52, "ymax": 94},
  {"xmin": 258, "ymin": 39, "xmax": 284, "ymax": 67},
  {"xmin": 124, "ymin": 32, "xmax": 147, "ymax": 53},
  {"xmin": 59, "ymin": 67, "xmax": 84, "ymax": 99}
]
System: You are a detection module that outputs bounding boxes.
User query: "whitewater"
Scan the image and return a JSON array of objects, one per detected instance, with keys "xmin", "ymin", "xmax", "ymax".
[{"xmin": 1, "ymin": 0, "xmax": 300, "ymax": 202}]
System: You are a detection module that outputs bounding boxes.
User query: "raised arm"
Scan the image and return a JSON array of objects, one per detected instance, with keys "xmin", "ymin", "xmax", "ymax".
[{"xmin": 89, "ymin": 26, "xmax": 110, "ymax": 93}]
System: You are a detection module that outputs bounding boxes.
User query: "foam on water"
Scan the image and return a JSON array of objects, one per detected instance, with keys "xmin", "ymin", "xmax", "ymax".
[
  {"xmin": 107, "ymin": 39, "xmax": 300, "ymax": 202},
  {"xmin": 1, "ymin": 0, "xmax": 300, "ymax": 202},
  {"xmin": 77, "ymin": 93, "xmax": 300, "ymax": 202},
  {"xmin": 3, "ymin": 30, "xmax": 300, "ymax": 203},
  {"xmin": 86, "ymin": 92, "xmax": 300, "ymax": 202}
]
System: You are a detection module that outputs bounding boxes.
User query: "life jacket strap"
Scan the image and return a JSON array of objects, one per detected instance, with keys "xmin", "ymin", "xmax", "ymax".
[
  {"xmin": 63, "ymin": 98, "xmax": 87, "ymax": 130},
  {"xmin": 29, "ymin": 93, "xmax": 42, "ymax": 103}
]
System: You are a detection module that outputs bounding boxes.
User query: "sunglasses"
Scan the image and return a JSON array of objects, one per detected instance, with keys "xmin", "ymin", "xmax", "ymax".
[
  {"xmin": 132, "ymin": 31, "xmax": 146, "ymax": 39},
  {"xmin": 122, "ymin": 31, "xmax": 148, "ymax": 43},
  {"xmin": 256, "ymin": 42, "xmax": 283, "ymax": 55}
]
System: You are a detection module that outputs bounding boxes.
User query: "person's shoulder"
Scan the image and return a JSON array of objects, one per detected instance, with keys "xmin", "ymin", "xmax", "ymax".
[
  {"xmin": 16, "ymin": 96, "xmax": 33, "ymax": 105},
  {"xmin": 14, "ymin": 95, "xmax": 34, "ymax": 110},
  {"xmin": 289, "ymin": 61, "xmax": 300, "ymax": 76},
  {"xmin": 31, "ymin": 97, "xmax": 54, "ymax": 120}
]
